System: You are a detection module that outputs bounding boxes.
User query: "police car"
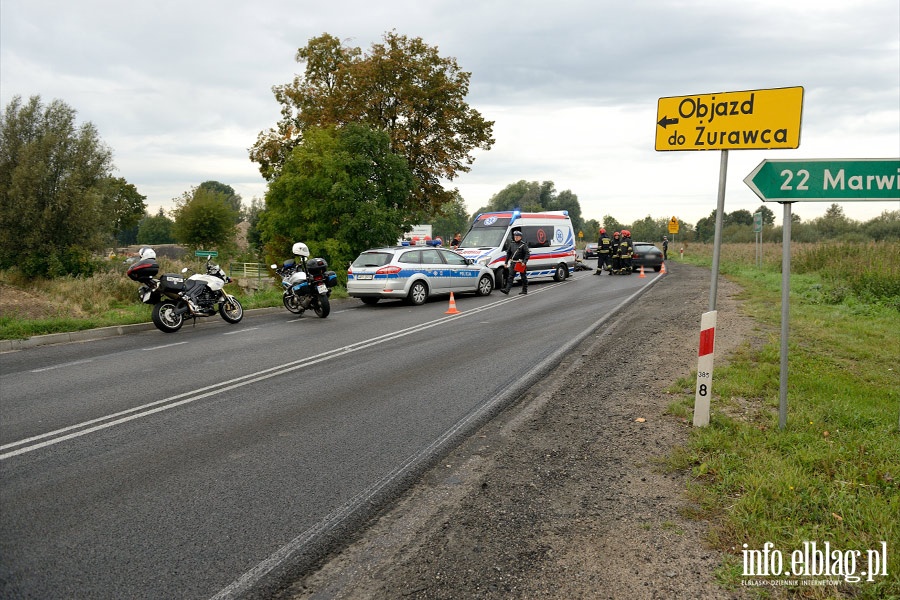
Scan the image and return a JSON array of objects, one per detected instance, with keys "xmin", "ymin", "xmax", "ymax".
[{"xmin": 347, "ymin": 246, "xmax": 495, "ymax": 306}]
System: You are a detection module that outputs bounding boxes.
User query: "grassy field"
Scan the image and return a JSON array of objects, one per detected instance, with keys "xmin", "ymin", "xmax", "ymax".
[{"xmin": 668, "ymin": 242, "xmax": 899, "ymax": 599}]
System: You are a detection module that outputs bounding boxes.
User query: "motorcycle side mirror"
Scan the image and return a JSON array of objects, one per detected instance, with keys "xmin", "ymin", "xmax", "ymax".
[{"xmin": 181, "ymin": 267, "xmax": 188, "ymax": 274}]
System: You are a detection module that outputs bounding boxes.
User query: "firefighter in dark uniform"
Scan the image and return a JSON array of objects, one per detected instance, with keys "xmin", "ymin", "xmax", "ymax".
[
  {"xmin": 610, "ymin": 231, "xmax": 621, "ymax": 274},
  {"xmin": 501, "ymin": 229, "xmax": 530, "ymax": 295},
  {"xmin": 595, "ymin": 228, "xmax": 612, "ymax": 275},
  {"xmin": 619, "ymin": 229, "xmax": 634, "ymax": 274}
]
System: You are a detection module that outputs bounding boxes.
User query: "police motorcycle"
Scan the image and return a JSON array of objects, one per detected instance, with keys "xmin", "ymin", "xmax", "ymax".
[
  {"xmin": 270, "ymin": 242, "xmax": 338, "ymax": 318},
  {"xmin": 126, "ymin": 247, "xmax": 244, "ymax": 333}
]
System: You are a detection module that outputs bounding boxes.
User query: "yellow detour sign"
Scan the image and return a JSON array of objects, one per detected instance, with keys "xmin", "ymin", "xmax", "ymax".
[
  {"xmin": 668, "ymin": 216, "xmax": 679, "ymax": 234},
  {"xmin": 656, "ymin": 86, "xmax": 803, "ymax": 151}
]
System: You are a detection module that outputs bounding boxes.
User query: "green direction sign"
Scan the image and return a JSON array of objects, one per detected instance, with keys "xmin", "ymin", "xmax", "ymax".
[
  {"xmin": 195, "ymin": 250, "xmax": 218, "ymax": 257},
  {"xmin": 744, "ymin": 158, "xmax": 900, "ymax": 201},
  {"xmin": 753, "ymin": 212, "xmax": 763, "ymax": 232}
]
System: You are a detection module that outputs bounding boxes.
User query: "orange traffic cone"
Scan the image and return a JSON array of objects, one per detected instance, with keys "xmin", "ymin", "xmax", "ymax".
[
  {"xmin": 638, "ymin": 265, "xmax": 646, "ymax": 278},
  {"xmin": 660, "ymin": 262, "xmax": 667, "ymax": 274},
  {"xmin": 445, "ymin": 291, "xmax": 460, "ymax": 314}
]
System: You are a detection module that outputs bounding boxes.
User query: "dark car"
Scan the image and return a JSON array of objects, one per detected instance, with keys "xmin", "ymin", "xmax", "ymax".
[
  {"xmin": 583, "ymin": 243, "xmax": 599, "ymax": 259},
  {"xmin": 631, "ymin": 242, "xmax": 664, "ymax": 272}
]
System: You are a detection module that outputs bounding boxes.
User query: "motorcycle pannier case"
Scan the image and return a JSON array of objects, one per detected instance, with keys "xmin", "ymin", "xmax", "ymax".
[
  {"xmin": 159, "ymin": 273, "xmax": 186, "ymax": 292},
  {"xmin": 324, "ymin": 270, "xmax": 338, "ymax": 288},
  {"xmin": 307, "ymin": 257, "xmax": 328, "ymax": 275},
  {"xmin": 126, "ymin": 258, "xmax": 159, "ymax": 281}
]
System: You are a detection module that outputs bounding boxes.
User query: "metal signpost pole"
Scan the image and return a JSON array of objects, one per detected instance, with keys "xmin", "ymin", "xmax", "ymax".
[
  {"xmin": 779, "ymin": 203, "xmax": 792, "ymax": 430},
  {"xmin": 709, "ymin": 150, "xmax": 728, "ymax": 312}
]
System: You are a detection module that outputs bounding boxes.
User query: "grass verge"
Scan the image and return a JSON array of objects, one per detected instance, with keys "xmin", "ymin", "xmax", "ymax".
[
  {"xmin": 667, "ymin": 243, "xmax": 899, "ymax": 599},
  {"xmin": 0, "ymin": 262, "xmax": 347, "ymax": 340}
]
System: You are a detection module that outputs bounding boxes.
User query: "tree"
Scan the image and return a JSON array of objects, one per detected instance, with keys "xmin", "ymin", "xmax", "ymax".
[
  {"xmin": 0, "ymin": 95, "xmax": 115, "ymax": 276},
  {"xmin": 601, "ymin": 214, "xmax": 624, "ymax": 234},
  {"xmin": 431, "ymin": 192, "xmax": 470, "ymax": 244},
  {"xmin": 815, "ymin": 203, "xmax": 854, "ymax": 238},
  {"xmin": 628, "ymin": 215, "xmax": 660, "ymax": 242},
  {"xmin": 862, "ymin": 210, "xmax": 900, "ymax": 241},
  {"xmin": 695, "ymin": 210, "xmax": 717, "ymax": 243},
  {"xmin": 137, "ymin": 208, "xmax": 175, "ymax": 245},
  {"xmin": 171, "ymin": 187, "xmax": 239, "ymax": 251},
  {"xmin": 726, "ymin": 209, "xmax": 754, "ymax": 227},
  {"xmin": 549, "ymin": 189, "xmax": 584, "ymax": 233},
  {"xmin": 99, "ymin": 177, "xmax": 146, "ymax": 245},
  {"xmin": 244, "ymin": 197, "xmax": 266, "ymax": 255},
  {"xmin": 250, "ymin": 31, "xmax": 494, "ymax": 219},
  {"xmin": 260, "ymin": 123, "xmax": 414, "ymax": 269},
  {"xmin": 755, "ymin": 205, "xmax": 775, "ymax": 226},
  {"xmin": 480, "ymin": 180, "xmax": 584, "ymax": 232},
  {"xmin": 198, "ymin": 180, "xmax": 242, "ymax": 223},
  {"xmin": 483, "ymin": 180, "xmax": 543, "ymax": 212}
]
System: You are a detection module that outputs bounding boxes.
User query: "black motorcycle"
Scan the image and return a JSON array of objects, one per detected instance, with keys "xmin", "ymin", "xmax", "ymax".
[
  {"xmin": 127, "ymin": 255, "xmax": 244, "ymax": 333},
  {"xmin": 271, "ymin": 255, "xmax": 337, "ymax": 318}
]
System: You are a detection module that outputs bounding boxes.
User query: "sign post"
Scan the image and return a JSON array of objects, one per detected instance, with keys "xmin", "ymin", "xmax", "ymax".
[
  {"xmin": 657, "ymin": 86, "xmax": 804, "ymax": 427},
  {"xmin": 744, "ymin": 157, "xmax": 899, "ymax": 429},
  {"xmin": 693, "ymin": 311, "xmax": 717, "ymax": 427},
  {"xmin": 753, "ymin": 212, "xmax": 763, "ymax": 268}
]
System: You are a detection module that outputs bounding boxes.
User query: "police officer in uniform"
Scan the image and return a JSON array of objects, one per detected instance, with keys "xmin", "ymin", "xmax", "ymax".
[
  {"xmin": 595, "ymin": 228, "xmax": 612, "ymax": 275},
  {"xmin": 501, "ymin": 229, "xmax": 530, "ymax": 295}
]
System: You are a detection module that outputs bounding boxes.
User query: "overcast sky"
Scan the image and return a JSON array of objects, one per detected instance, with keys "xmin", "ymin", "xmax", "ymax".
[{"xmin": 2, "ymin": 0, "xmax": 898, "ymax": 228}]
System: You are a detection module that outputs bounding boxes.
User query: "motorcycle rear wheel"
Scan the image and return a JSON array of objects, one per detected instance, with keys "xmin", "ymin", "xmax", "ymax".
[
  {"xmin": 219, "ymin": 297, "xmax": 244, "ymax": 323},
  {"xmin": 152, "ymin": 300, "xmax": 184, "ymax": 333},
  {"xmin": 283, "ymin": 293, "xmax": 303, "ymax": 314},
  {"xmin": 314, "ymin": 294, "xmax": 330, "ymax": 318}
]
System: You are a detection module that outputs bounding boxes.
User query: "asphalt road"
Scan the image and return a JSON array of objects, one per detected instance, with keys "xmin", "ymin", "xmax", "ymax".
[{"xmin": 0, "ymin": 267, "xmax": 659, "ymax": 599}]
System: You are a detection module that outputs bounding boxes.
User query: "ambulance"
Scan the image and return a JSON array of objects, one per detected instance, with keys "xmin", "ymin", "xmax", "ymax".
[{"xmin": 455, "ymin": 210, "xmax": 577, "ymax": 289}]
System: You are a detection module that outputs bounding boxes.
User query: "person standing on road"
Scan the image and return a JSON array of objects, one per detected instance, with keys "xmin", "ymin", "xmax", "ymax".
[
  {"xmin": 595, "ymin": 228, "xmax": 612, "ymax": 275},
  {"xmin": 619, "ymin": 229, "xmax": 634, "ymax": 274},
  {"xmin": 662, "ymin": 236, "xmax": 669, "ymax": 260},
  {"xmin": 610, "ymin": 231, "xmax": 621, "ymax": 274},
  {"xmin": 450, "ymin": 232, "xmax": 462, "ymax": 250},
  {"xmin": 501, "ymin": 229, "xmax": 530, "ymax": 295}
]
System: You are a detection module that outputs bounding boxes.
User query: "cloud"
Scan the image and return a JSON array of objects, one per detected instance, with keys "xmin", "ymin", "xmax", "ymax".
[{"xmin": 2, "ymin": 0, "xmax": 898, "ymax": 227}]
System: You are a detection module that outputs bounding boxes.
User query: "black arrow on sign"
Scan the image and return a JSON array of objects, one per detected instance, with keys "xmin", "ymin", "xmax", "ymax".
[{"xmin": 657, "ymin": 116, "xmax": 679, "ymax": 128}]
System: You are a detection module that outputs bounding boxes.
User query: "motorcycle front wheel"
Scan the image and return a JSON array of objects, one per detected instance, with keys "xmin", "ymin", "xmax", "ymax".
[
  {"xmin": 152, "ymin": 300, "xmax": 184, "ymax": 333},
  {"xmin": 283, "ymin": 293, "xmax": 302, "ymax": 314},
  {"xmin": 219, "ymin": 297, "xmax": 244, "ymax": 323},
  {"xmin": 314, "ymin": 294, "xmax": 330, "ymax": 318}
]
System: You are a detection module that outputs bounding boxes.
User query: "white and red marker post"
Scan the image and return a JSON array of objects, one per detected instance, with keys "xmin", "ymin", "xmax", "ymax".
[{"xmin": 693, "ymin": 310, "xmax": 717, "ymax": 427}]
